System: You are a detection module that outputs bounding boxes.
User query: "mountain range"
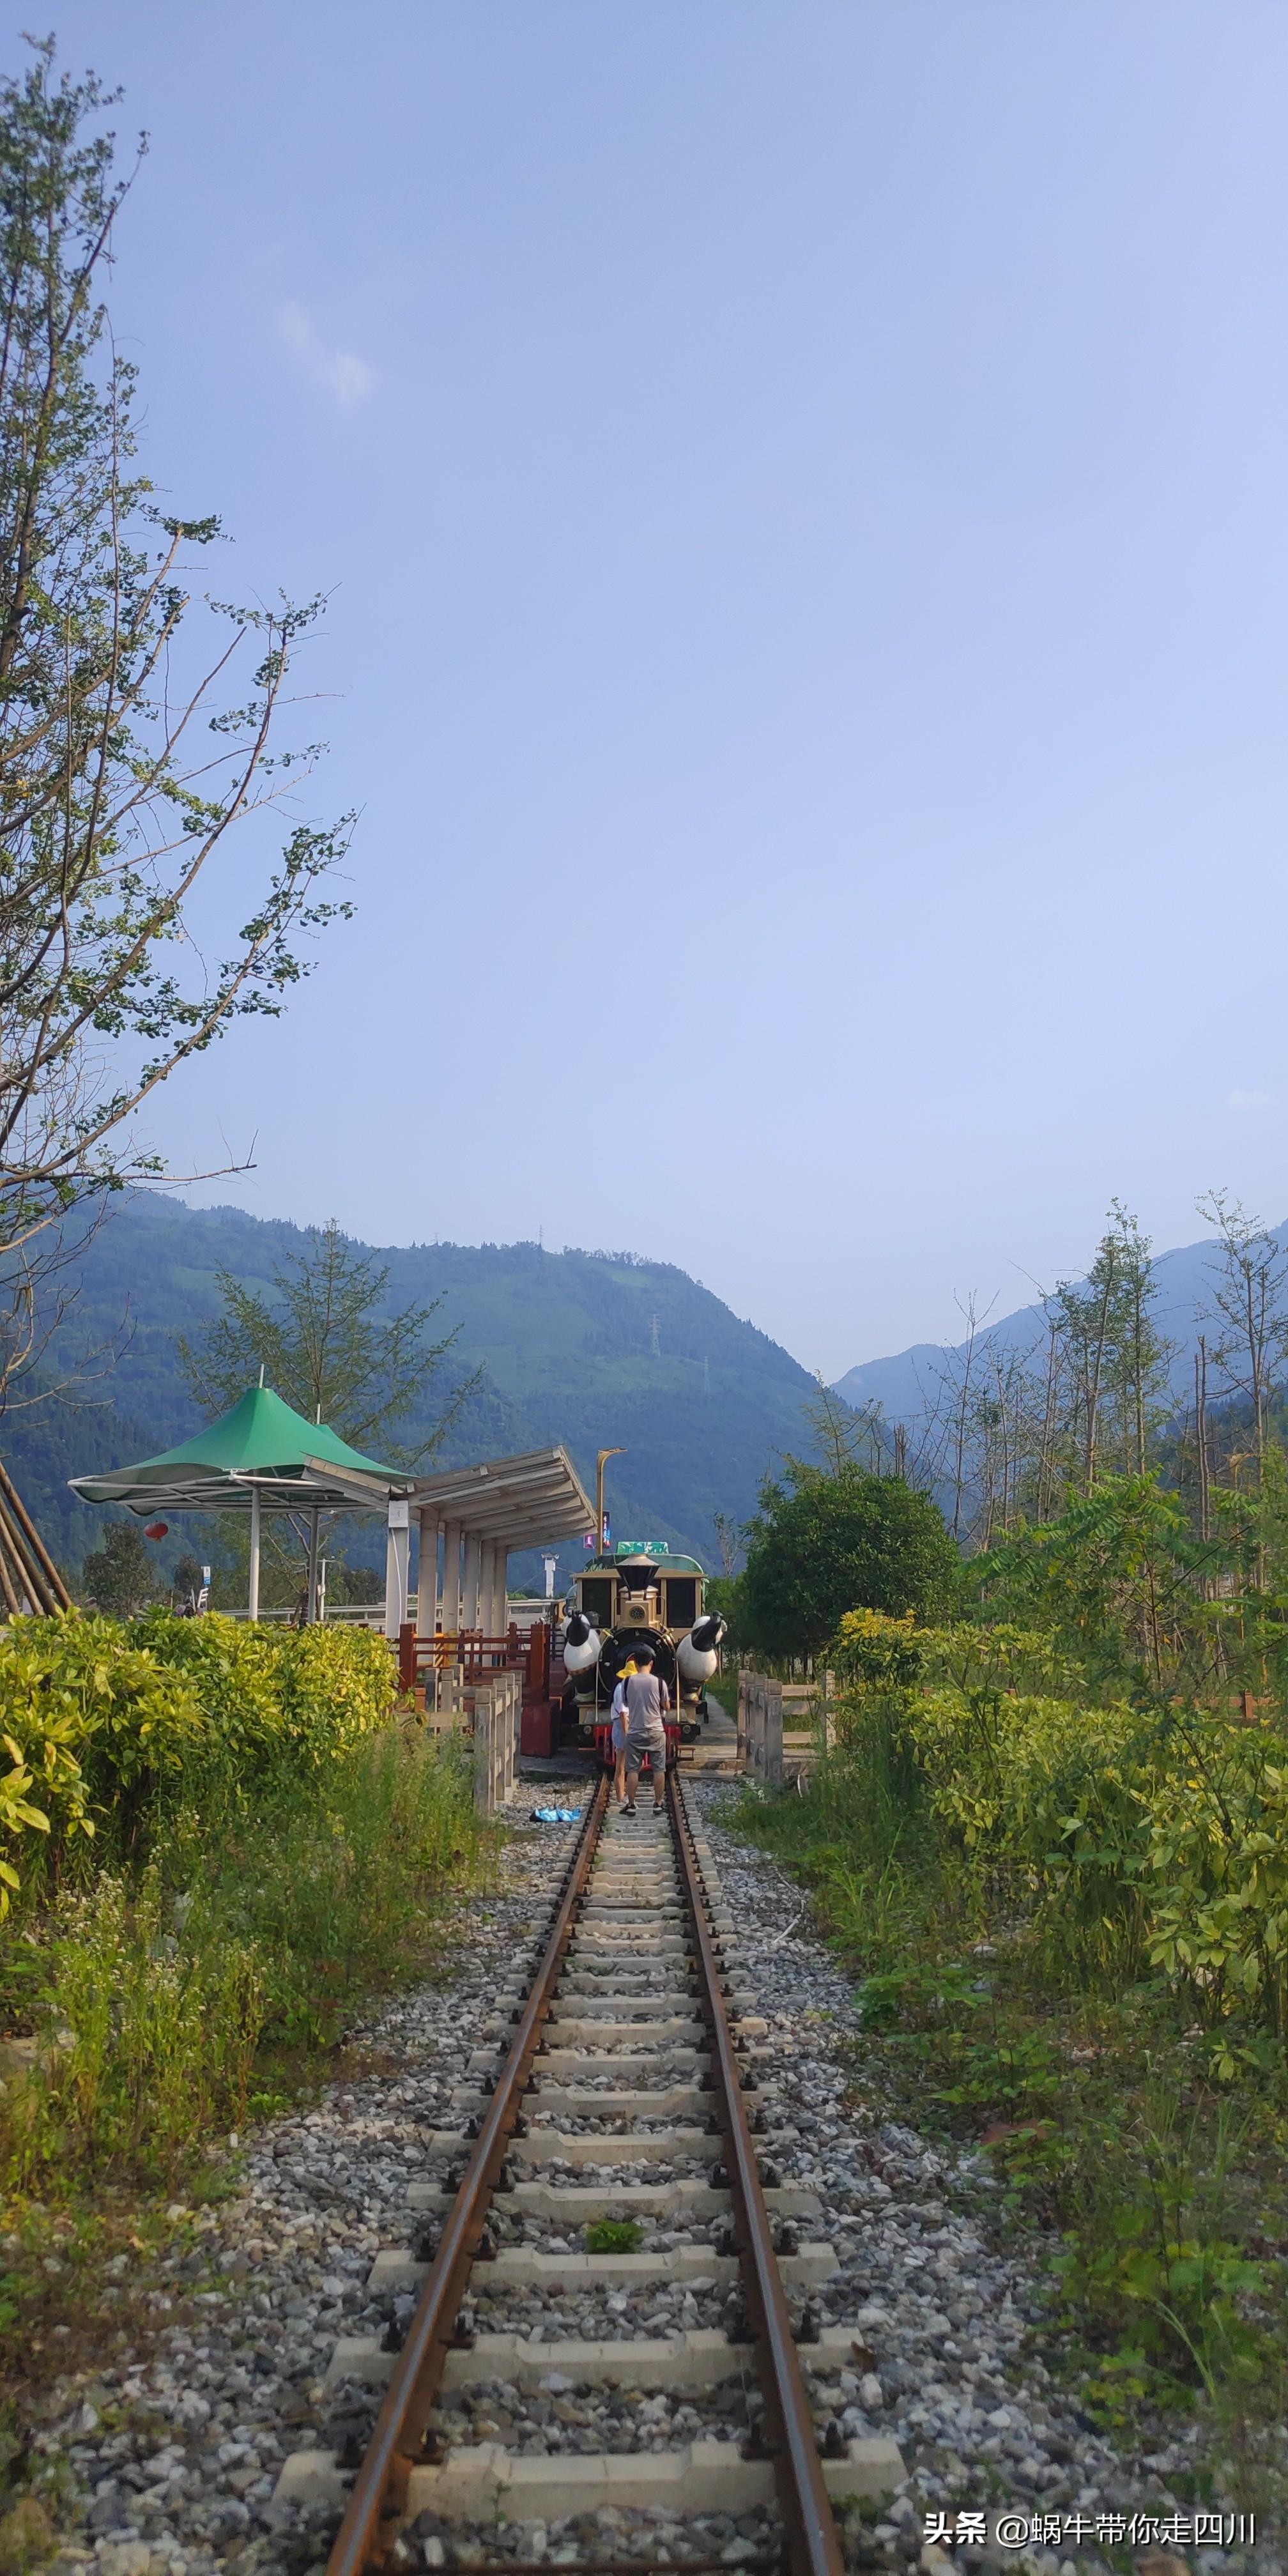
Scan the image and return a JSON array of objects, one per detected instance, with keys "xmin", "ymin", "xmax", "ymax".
[
  {"xmin": 7, "ymin": 1194, "xmax": 1278, "ymax": 1586},
  {"xmin": 4, "ymin": 1192, "xmax": 822, "ymax": 1579},
  {"xmin": 831, "ymin": 1220, "xmax": 1288, "ymax": 1429}
]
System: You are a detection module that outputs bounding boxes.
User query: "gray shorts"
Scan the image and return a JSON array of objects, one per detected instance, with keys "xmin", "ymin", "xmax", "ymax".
[{"xmin": 625, "ymin": 1724, "xmax": 667, "ymax": 1775}]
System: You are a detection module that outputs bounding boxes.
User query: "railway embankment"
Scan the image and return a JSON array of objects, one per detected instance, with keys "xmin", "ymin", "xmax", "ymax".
[
  {"xmin": 0, "ymin": 1616, "xmax": 496, "ymax": 2497},
  {"xmin": 728, "ymin": 1616, "xmax": 1288, "ymax": 2572},
  {"xmin": 709, "ymin": 1795, "xmax": 1280, "ymax": 2572},
  {"xmin": 7, "ymin": 1769, "xmax": 1278, "ymax": 2576}
]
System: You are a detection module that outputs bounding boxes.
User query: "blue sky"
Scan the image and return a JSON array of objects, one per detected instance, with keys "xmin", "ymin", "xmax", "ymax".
[{"xmin": 28, "ymin": 1, "xmax": 1288, "ymax": 1376}]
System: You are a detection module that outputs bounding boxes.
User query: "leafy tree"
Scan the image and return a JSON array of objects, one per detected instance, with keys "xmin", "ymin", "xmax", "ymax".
[
  {"xmin": 177, "ymin": 1219, "xmax": 479, "ymax": 1466},
  {"xmin": 171, "ymin": 1550, "xmax": 204, "ymax": 1609},
  {"xmin": 1195, "ymin": 1191, "xmax": 1288, "ymax": 1475},
  {"xmin": 0, "ymin": 41, "xmax": 351, "ymax": 1392},
  {"xmin": 180, "ymin": 1220, "xmax": 484, "ymax": 1606},
  {"xmin": 917, "ymin": 1208, "xmax": 1174, "ymax": 1549},
  {"xmin": 80, "ymin": 1518, "xmax": 155, "ymax": 1614},
  {"xmin": 702, "ymin": 1571, "xmax": 748, "ymax": 1654},
  {"xmin": 973, "ymin": 1475, "xmax": 1193, "ymax": 1689},
  {"xmin": 711, "ymin": 1512, "xmax": 744, "ymax": 1578},
  {"xmin": 1049, "ymin": 1202, "xmax": 1173, "ymax": 1491},
  {"xmin": 329, "ymin": 1560, "xmax": 383, "ymax": 1606},
  {"xmin": 740, "ymin": 1465, "xmax": 960, "ymax": 1662},
  {"xmin": 802, "ymin": 1373, "xmax": 896, "ymax": 1475}
]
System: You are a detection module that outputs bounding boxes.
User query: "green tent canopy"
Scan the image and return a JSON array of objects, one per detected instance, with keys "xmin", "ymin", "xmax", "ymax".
[
  {"xmin": 69, "ymin": 1385, "xmax": 415, "ymax": 1622},
  {"xmin": 69, "ymin": 1383, "xmax": 412, "ymax": 1516}
]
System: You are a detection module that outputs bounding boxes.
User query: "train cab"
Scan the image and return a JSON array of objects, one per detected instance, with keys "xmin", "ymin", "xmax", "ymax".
[{"xmin": 559, "ymin": 1538, "xmax": 726, "ymax": 1761}]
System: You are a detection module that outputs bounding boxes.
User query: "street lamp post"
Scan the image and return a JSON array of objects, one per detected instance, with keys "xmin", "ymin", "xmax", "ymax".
[{"xmin": 595, "ymin": 1447, "xmax": 625, "ymax": 1554}]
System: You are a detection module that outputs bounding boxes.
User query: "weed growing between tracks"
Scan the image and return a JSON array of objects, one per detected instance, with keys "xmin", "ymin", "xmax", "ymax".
[
  {"xmin": 0, "ymin": 1724, "xmax": 496, "ymax": 2416},
  {"xmin": 726, "ymin": 1740, "xmax": 1288, "ymax": 2518}
]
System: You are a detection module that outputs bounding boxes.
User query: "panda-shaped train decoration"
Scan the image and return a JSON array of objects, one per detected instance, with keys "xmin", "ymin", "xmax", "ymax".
[{"xmin": 558, "ymin": 1539, "xmax": 727, "ymax": 1768}]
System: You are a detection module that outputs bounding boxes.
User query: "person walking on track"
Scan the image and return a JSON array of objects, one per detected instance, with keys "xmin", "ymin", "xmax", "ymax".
[
  {"xmin": 609, "ymin": 1656, "xmax": 638, "ymax": 1806},
  {"xmin": 622, "ymin": 1643, "xmax": 670, "ymax": 1816}
]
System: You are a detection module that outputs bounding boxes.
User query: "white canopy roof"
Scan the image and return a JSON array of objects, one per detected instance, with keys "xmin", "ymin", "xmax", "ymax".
[{"xmin": 406, "ymin": 1447, "xmax": 593, "ymax": 1551}]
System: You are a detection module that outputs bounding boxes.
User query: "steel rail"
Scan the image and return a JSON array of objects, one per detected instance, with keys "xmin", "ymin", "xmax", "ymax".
[
  {"xmin": 326, "ymin": 1774, "xmax": 611, "ymax": 2576},
  {"xmin": 666, "ymin": 1773, "xmax": 846, "ymax": 2576}
]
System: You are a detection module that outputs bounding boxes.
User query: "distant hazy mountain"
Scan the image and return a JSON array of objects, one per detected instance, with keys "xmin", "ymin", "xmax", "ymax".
[
  {"xmin": 4, "ymin": 1192, "xmax": 820, "ymax": 1577},
  {"xmin": 832, "ymin": 1220, "xmax": 1288, "ymax": 1427}
]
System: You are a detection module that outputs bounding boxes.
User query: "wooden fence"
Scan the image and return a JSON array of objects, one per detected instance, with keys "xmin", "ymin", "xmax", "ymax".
[
  {"xmin": 465, "ymin": 1670, "xmax": 521, "ymax": 1815},
  {"xmin": 737, "ymin": 1669, "xmax": 834, "ymax": 1786},
  {"xmin": 738, "ymin": 1671, "xmax": 783, "ymax": 1785},
  {"xmin": 424, "ymin": 1669, "xmax": 520, "ymax": 1813}
]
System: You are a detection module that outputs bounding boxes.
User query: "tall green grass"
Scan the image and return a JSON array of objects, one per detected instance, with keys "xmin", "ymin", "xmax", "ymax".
[
  {"xmin": 729, "ymin": 1738, "xmax": 1288, "ymax": 2471},
  {"xmin": 0, "ymin": 1724, "xmax": 492, "ymax": 2189}
]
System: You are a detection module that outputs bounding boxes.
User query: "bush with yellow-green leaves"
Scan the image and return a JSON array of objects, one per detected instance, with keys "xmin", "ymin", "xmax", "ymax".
[
  {"xmin": 1144, "ymin": 1740, "xmax": 1288, "ymax": 2053},
  {"xmin": 829, "ymin": 1606, "xmax": 1288, "ymax": 2040},
  {"xmin": 0, "ymin": 1611, "xmax": 396, "ymax": 1911}
]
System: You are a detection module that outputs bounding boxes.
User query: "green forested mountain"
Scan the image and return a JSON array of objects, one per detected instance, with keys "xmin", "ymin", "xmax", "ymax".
[{"xmin": 4, "ymin": 1193, "xmax": 818, "ymax": 1581}]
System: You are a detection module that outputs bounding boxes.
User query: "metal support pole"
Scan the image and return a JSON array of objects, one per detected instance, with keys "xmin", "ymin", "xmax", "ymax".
[
  {"xmin": 248, "ymin": 1485, "xmax": 261, "ymax": 1623},
  {"xmin": 595, "ymin": 1446, "xmax": 625, "ymax": 1552},
  {"xmin": 306, "ymin": 1508, "xmax": 321, "ymax": 1625}
]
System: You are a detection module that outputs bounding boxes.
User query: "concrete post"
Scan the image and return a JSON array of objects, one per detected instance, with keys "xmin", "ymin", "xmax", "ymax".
[
  {"xmin": 440, "ymin": 1521, "xmax": 462, "ymax": 1634},
  {"xmin": 463, "ymin": 1529, "xmax": 482, "ymax": 1631},
  {"xmin": 384, "ymin": 1499, "xmax": 410, "ymax": 1638},
  {"xmin": 418, "ymin": 1511, "xmax": 440, "ymax": 1635}
]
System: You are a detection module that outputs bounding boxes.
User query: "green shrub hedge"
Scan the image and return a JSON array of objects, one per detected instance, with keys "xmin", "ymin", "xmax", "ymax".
[
  {"xmin": 0, "ymin": 1611, "xmax": 397, "ymax": 1907},
  {"xmin": 829, "ymin": 1607, "xmax": 1288, "ymax": 2039}
]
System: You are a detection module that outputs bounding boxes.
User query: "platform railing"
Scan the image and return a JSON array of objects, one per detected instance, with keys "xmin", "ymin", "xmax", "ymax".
[
  {"xmin": 737, "ymin": 1669, "xmax": 784, "ymax": 1786},
  {"xmin": 397, "ymin": 1616, "xmax": 553, "ymax": 1710},
  {"xmin": 223, "ymin": 1601, "xmax": 386, "ymax": 1627}
]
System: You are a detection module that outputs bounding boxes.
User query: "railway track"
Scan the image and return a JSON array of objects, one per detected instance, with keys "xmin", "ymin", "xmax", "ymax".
[{"xmin": 273, "ymin": 1773, "xmax": 903, "ymax": 2573}]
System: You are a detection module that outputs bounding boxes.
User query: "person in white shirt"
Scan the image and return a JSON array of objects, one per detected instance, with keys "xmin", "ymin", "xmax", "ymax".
[{"xmin": 609, "ymin": 1658, "xmax": 637, "ymax": 1806}]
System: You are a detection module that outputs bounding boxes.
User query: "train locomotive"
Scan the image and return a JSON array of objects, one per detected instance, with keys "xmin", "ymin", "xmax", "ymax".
[{"xmin": 558, "ymin": 1539, "xmax": 726, "ymax": 1768}]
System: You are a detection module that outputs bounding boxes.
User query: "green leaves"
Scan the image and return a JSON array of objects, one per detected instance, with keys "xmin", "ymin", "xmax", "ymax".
[
  {"xmin": 175, "ymin": 1218, "xmax": 477, "ymax": 1472},
  {"xmin": 1143, "ymin": 1739, "xmax": 1288, "ymax": 2038},
  {"xmin": 740, "ymin": 1466, "xmax": 960, "ymax": 1661},
  {"xmin": 0, "ymin": 1608, "xmax": 396, "ymax": 1910},
  {"xmin": 0, "ymin": 43, "xmax": 353, "ymax": 1363}
]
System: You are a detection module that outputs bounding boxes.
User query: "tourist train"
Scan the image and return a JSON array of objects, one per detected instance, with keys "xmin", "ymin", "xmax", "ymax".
[{"xmin": 558, "ymin": 1538, "xmax": 726, "ymax": 1756}]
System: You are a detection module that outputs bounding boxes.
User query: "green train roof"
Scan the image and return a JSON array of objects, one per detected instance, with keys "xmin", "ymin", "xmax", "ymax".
[{"xmin": 583, "ymin": 1550, "xmax": 704, "ymax": 1576}]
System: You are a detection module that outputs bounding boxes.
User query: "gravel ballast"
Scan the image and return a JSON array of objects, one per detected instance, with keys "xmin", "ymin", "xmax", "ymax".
[{"xmin": 15, "ymin": 1778, "xmax": 1281, "ymax": 2576}]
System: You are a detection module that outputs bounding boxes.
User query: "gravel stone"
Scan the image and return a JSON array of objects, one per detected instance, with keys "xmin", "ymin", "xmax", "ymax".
[{"xmin": 21, "ymin": 1775, "xmax": 1282, "ymax": 2575}]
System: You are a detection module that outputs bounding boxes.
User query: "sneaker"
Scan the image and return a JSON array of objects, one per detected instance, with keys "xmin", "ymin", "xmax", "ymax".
[{"xmin": 623, "ymin": 1799, "xmax": 637, "ymax": 1815}]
